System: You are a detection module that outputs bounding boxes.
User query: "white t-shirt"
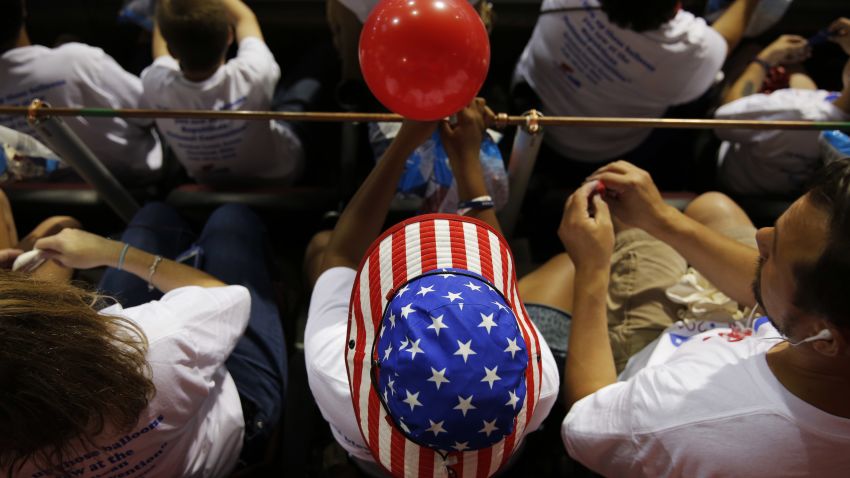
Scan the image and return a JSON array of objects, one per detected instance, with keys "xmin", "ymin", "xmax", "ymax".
[
  {"xmin": 0, "ymin": 43, "xmax": 162, "ymax": 181},
  {"xmin": 141, "ymin": 37, "xmax": 303, "ymax": 183},
  {"xmin": 17, "ymin": 285, "xmax": 251, "ymax": 478},
  {"xmin": 563, "ymin": 319, "xmax": 850, "ymax": 477},
  {"xmin": 305, "ymin": 267, "xmax": 560, "ymax": 464},
  {"xmin": 514, "ymin": 0, "xmax": 727, "ymax": 161},
  {"xmin": 715, "ymin": 88, "xmax": 850, "ymax": 196}
]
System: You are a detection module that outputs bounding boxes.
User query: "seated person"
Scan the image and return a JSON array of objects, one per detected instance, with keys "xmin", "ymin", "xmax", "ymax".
[
  {"xmin": 303, "ymin": 99, "xmax": 558, "ymax": 477},
  {"xmin": 556, "ymin": 160, "xmax": 850, "ymax": 476},
  {"xmin": 0, "ymin": 0, "xmax": 162, "ymax": 183},
  {"xmin": 716, "ymin": 18, "xmax": 850, "ymax": 196},
  {"xmin": 512, "ymin": 0, "xmax": 763, "ymax": 167},
  {"xmin": 143, "ymin": 0, "xmax": 303, "ymax": 184},
  {"xmin": 0, "ymin": 187, "xmax": 78, "ymax": 281},
  {"xmin": 2, "ymin": 202, "xmax": 286, "ymax": 476}
]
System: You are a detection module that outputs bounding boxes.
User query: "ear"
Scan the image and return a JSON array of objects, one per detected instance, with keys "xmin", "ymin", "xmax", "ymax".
[
  {"xmin": 811, "ymin": 324, "xmax": 842, "ymax": 358},
  {"xmin": 227, "ymin": 25, "xmax": 235, "ymax": 47}
]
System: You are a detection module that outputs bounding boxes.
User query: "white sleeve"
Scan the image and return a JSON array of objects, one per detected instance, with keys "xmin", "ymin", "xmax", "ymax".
[
  {"xmin": 714, "ymin": 93, "xmax": 797, "ymax": 142},
  {"xmin": 524, "ymin": 325, "xmax": 559, "ymax": 435},
  {"xmin": 561, "ymin": 380, "xmax": 649, "ymax": 476},
  {"xmin": 671, "ymin": 17, "xmax": 727, "ymax": 105},
  {"xmin": 304, "ymin": 267, "xmax": 371, "ymax": 457},
  {"xmin": 117, "ymin": 285, "xmax": 252, "ymax": 380},
  {"xmin": 229, "ymin": 37, "xmax": 281, "ymax": 99},
  {"xmin": 71, "ymin": 45, "xmax": 153, "ymax": 127}
]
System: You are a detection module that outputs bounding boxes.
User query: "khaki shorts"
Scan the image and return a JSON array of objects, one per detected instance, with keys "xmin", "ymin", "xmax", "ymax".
[{"xmin": 607, "ymin": 226, "xmax": 756, "ymax": 372}]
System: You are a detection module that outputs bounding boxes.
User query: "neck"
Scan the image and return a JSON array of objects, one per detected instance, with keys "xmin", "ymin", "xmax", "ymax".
[
  {"xmin": 181, "ymin": 60, "xmax": 224, "ymax": 82},
  {"xmin": 16, "ymin": 27, "xmax": 30, "ymax": 48},
  {"xmin": 767, "ymin": 343, "xmax": 850, "ymax": 418}
]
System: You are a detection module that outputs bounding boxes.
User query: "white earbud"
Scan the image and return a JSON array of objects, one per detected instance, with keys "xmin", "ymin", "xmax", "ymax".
[{"xmin": 788, "ymin": 329, "xmax": 833, "ymax": 346}]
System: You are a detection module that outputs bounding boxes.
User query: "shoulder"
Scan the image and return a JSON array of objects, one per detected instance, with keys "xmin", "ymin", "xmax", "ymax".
[
  {"xmin": 227, "ymin": 37, "xmax": 280, "ymax": 80},
  {"xmin": 114, "ymin": 285, "xmax": 251, "ymax": 342},
  {"xmin": 141, "ymin": 56, "xmax": 181, "ymax": 84}
]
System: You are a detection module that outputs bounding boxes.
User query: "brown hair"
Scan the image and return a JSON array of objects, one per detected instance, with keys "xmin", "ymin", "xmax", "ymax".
[
  {"xmin": 0, "ymin": 271, "xmax": 154, "ymax": 474},
  {"xmin": 156, "ymin": 0, "xmax": 231, "ymax": 72}
]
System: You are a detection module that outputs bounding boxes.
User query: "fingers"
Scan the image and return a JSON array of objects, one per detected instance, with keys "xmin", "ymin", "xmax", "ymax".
[
  {"xmin": 592, "ymin": 194, "xmax": 612, "ymax": 227},
  {"xmin": 829, "ymin": 17, "xmax": 850, "ymax": 36},
  {"xmin": 33, "ymin": 234, "xmax": 63, "ymax": 254}
]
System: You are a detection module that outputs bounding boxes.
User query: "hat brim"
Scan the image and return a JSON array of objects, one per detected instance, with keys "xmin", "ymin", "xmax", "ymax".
[{"xmin": 345, "ymin": 214, "xmax": 544, "ymax": 478}]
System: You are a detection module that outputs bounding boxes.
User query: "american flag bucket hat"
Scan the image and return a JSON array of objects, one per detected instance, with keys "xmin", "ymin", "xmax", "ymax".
[{"xmin": 345, "ymin": 214, "xmax": 544, "ymax": 477}]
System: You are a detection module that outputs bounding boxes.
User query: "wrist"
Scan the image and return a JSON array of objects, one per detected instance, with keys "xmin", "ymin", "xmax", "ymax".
[
  {"xmin": 645, "ymin": 203, "xmax": 681, "ymax": 237},
  {"xmin": 573, "ymin": 264, "xmax": 610, "ymax": 290},
  {"xmin": 105, "ymin": 239, "xmax": 126, "ymax": 269},
  {"xmin": 755, "ymin": 52, "xmax": 777, "ymax": 68}
]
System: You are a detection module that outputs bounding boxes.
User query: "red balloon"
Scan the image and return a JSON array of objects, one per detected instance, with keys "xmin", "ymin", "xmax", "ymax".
[{"xmin": 359, "ymin": 0, "xmax": 490, "ymax": 121}]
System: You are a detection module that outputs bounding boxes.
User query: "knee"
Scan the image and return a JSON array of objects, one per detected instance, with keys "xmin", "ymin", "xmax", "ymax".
[
  {"xmin": 684, "ymin": 192, "xmax": 739, "ymax": 222},
  {"xmin": 132, "ymin": 202, "xmax": 181, "ymax": 225},
  {"xmin": 45, "ymin": 216, "xmax": 81, "ymax": 231},
  {"xmin": 205, "ymin": 204, "xmax": 265, "ymax": 236}
]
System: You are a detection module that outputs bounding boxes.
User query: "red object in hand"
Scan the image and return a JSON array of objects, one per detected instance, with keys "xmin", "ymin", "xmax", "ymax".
[
  {"xmin": 359, "ymin": 0, "xmax": 491, "ymax": 121},
  {"xmin": 594, "ymin": 180, "xmax": 607, "ymax": 197}
]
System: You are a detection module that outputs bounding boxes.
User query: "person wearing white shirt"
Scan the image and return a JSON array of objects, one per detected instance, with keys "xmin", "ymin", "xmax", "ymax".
[
  {"xmin": 715, "ymin": 20, "xmax": 850, "ymax": 196},
  {"xmin": 0, "ymin": 0, "xmax": 162, "ymax": 183},
  {"xmin": 556, "ymin": 158, "xmax": 850, "ymax": 476},
  {"xmin": 513, "ymin": 0, "xmax": 761, "ymax": 167},
  {"xmin": 143, "ymin": 0, "xmax": 303, "ymax": 184},
  {"xmin": 3, "ymin": 202, "xmax": 287, "ymax": 477}
]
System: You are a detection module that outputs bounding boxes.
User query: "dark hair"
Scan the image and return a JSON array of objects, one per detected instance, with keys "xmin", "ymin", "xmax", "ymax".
[
  {"xmin": 599, "ymin": 0, "xmax": 679, "ymax": 32},
  {"xmin": 0, "ymin": 0, "xmax": 25, "ymax": 52},
  {"xmin": 0, "ymin": 272, "xmax": 154, "ymax": 474},
  {"xmin": 793, "ymin": 159, "xmax": 850, "ymax": 332},
  {"xmin": 156, "ymin": 0, "xmax": 230, "ymax": 72}
]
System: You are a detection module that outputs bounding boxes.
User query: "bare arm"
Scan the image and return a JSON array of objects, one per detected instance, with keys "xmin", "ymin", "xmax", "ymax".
[
  {"xmin": 151, "ymin": 21, "xmax": 169, "ymax": 59},
  {"xmin": 559, "ymin": 182, "xmax": 617, "ymax": 408},
  {"xmin": 440, "ymin": 98, "xmax": 502, "ymax": 234},
  {"xmin": 589, "ymin": 162, "xmax": 759, "ymax": 306},
  {"xmin": 722, "ymin": 35, "xmax": 810, "ymax": 105},
  {"xmin": 221, "ymin": 0, "xmax": 263, "ymax": 42},
  {"xmin": 35, "ymin": 229, "xmax": 226, "ymax": 292},
  {"xmin": 711, "ymin": 0, "xmax": 759, "ymax": 55},
  {"xmin": 320, "ymin": 121, "xmax": 438, "ymax": 272}
]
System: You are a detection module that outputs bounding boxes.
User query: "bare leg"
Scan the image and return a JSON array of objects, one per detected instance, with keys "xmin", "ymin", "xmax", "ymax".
[
  {"xmin": 684, "ymin": 192, "xmax": 756, "ymax": 242},
  {"xmin": 305, "ymin": 230, "xmax": 333, "ymax": 289},
  {"xmin": 518, "ymin": 253, "xmax": 576, "ymax": 313}
]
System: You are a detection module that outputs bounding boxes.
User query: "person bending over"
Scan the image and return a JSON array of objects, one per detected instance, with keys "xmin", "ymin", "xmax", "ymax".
[
  {"xmin": 555, "ymin": 160, "xmax": 850, "ymax": 476},
  {"xmin": 1, "ymin": 203, "xmax": 286, "ymax": 477},
  {"xmin": 143, "ymin": 0, "xmax": 303, "ymax": 184},
  {"xmin": 303, "ymin": 99, "xmax": 559, "ymax": 477}
]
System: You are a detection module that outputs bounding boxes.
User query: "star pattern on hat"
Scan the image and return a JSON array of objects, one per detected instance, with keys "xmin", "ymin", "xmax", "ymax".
[
  {"xmin": 504, "ymin": 337, "xmax": 522, "ymax": 359},
  {"xmin": 454, "ymin": 395, "xmax": 476, "ymax": 417},
  {"xmin": 403, "ymin": 390, "xmax": 423, "ymax": 411},
  {"xmin": 481, "ymin": 366, "xmax": 502, "ymax": 389},
  {"xmin": 427, "ymin": 315, "xmax": 449, "ymax": 336},
  {"xmin": 427, "ymin": 367, "xmax": 450, "ymax": 390},
  {"xmin": 454, "ymin": 339, "xmax": 477, "ymax": 363},
  {"xmin": 479, "ymin": 419, "xmax": 499, "ymax": 437},
  {"xmin": 376, "ymin": 269, "xmax": 530, "ymax": 452},
  {"xmin": 478, "ymin": 313, "xmax": 498, "ymax": 334}
]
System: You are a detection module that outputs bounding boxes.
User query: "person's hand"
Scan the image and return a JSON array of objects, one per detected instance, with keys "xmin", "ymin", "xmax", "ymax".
[
  {"xmin": 558, "ymin": 181, "xmax": 614, "ymax": 271},
  {"xmin": 758, "ymin": 35, "xmax": 811, "ymax": 67},
  {"xmin": 34, "ymin": 229, "xmax": 123, "ymax": 270},
  {"xmin": 586, "ymin": 161, "xmax": 672, "ymax": 233},
  {"xmin": 395, "ymin": 120, "xmax": 439, "ymax": 151},
  {"xmin": 440, "ymin": 97, "xmax": 494, "ymax": 165},
  {"xmin": 829, "ymin": 17, "xmax": 850, "ymax": 55},
  {"xmin": 0, "ymin": 248, "xmax": 23, "ymax": 270}
]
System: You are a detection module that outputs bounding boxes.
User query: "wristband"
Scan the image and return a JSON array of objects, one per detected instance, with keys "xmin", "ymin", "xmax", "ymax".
[
  {"xmin": 147, "ymin": 255, "xmax": 163, "ymax": 292},
  {"xmin": 752, "ymin": 58, "xmax": 773, "ymax": 73},
  {"xmin": 116, "ymin": 243, "xmax": 130, "ymax": 271},
  {"xmin": 457, "ymin": 195, "xmax": 495, "ymax": 216}
]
